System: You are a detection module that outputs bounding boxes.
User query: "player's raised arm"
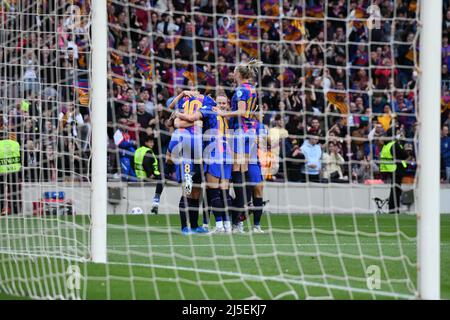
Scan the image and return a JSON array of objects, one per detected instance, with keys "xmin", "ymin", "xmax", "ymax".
[
  {"xmin": 214, "ymin": 103, "xmax": 260, "ymax": 119},
  {"xmin": 174, "ymin": 118, "xmax": 195, "ymax": 129},
  {"xmin": 167, "ymin": 90, "xmax": 199, "ymax": 110},
  {"xmin": 175, "ymin": 95, "xmax": 216, "ymax": 122},
  {"xmin": 213, "ymin": 103, "xmax": 246, "ymax": 118},
  {"xmin": 176, "ymin": 110, "xmax": 203, "ymax": 122}
]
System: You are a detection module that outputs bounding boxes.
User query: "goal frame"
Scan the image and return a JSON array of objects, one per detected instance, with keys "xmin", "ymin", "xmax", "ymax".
[
  {"xmin": 90, "ymin": 0, "xmax": 108, "ymax": 264},
  {"xmin": 88, "ymin": 0, "xmax": 442, "ymax": 299},
  {"xmin": 417, "ymin": 0, "xmax": 441, "ymax": 300}
]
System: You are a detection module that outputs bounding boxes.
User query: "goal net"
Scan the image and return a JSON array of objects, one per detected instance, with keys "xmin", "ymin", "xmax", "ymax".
[
  {"xmin": 0, "ymin": 1, "xmax": 92, "ymax": 299},
  {"xmin": 0, "ymin": 0, "xmax": 441, "ymax": 300}
]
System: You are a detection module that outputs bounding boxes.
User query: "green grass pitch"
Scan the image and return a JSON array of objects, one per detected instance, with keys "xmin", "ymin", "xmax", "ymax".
[{"xmin": 0, "ymin": 214, "xmax": 449, "ymax": 300}]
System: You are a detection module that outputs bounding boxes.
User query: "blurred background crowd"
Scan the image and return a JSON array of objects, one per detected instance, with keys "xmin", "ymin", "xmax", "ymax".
[{"xmin": 1, "ymin": 0, "xmax": 449, "ymax": 184}]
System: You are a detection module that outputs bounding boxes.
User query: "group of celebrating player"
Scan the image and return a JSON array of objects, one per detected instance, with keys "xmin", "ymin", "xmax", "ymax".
[{"xmin": 152, "ymin": 59, "xmax": 267, "ymax": 235}]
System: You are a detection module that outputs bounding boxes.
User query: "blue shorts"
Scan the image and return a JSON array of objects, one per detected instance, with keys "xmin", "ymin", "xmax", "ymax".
[
  {"xmin": 175, "ymin": 162, "xmax": 202, "ymax": 184},
  {"xmin": 231, "ymin": 130, "xmax": 258, "ymax": 164},
  {"xmin": 232, "ymin": 135, "xmax": 256, "ymax": 155},
  {"xmin": 169, "ymin": 129, "xmax": 203, "ymax": 184},
  {"xmin": 120, "ymin": 156, "xmax": 136, "ymax": 179},
  {"xmin": 247, "ymin": 163, "xmax": 263, "ymax": 185},
  {"xmin": 204, "ymin": 163, "xmax": 232, "ymax": 180},
  {"xmin": 232, "ymin": 137, "xmax": 248, "ymax": 154},
  {"xmin": 168, "ymin": 129, "xmax": 203, "ymax": 163}
]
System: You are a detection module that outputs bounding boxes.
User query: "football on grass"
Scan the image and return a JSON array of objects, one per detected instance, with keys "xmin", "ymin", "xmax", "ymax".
[{"xmin": 130, "ymin": 207, "xmax": 143, "ymax": 215}]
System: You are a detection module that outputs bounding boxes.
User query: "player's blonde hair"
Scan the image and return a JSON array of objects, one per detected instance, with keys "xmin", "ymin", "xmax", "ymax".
[{"xmin": 235, "ymin": 58, "xmax": 262, "ymax": 81}]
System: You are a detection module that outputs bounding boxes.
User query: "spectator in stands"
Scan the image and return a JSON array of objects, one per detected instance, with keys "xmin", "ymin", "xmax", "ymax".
[
  {"xmin": 41, "ymin": 144, "xmax": 57, "ymax": 182},
  {"xmin": 403, "ymin": 143, "xmax": 417, "ymax": 183},
  {"xmin": 308, "ymin": 117, "xmax": 325, "ymax": 145},
  {"xmin": 22, "ymin": 50, "xmax": 40, "ymax": 94},
  {"xmin": 444, "ymin": 112, "xmax": 450, "ymax": 131},
  {"xmin": 368, "ymin": 122, "xmax": 386, "ymax": 141},
  {"xmin": 3, "ymin": 0, "xmax": 447, "ymax": 186},
  {"xmin": 22, "ymin": 118, "xmax": 39, "ymax": 144},
  {"xmin": 378, "ymin": 105, "xmax": 393, "ymax": 132},
  {"xmin": 348, "ymin": 102, "xmax": 362, "ymax": 128},
  {"xmin": 342, "ymin": 134, "xmax": 358, "ymax": 173},
  {"xmin": 139, "ymin": 89, "xmax": 155, "ymax": 116},
  {"xmin": 59, "ymin": 137, "xmax": 82, "ymax": 182},
  {"xmin": 351, "ymin": 121, "xmax": 370, "ymax": 160},
  {"xmin": 117, "ymin": 102, "xmax": 133, "ymax": 121},
  {"xmin": 8, "ymin": 99, "xmax": 26, "ymax": 141},
  {"xmin": 392, "ymin": 92, "xmax": 415, "ymax": 130},
  {"xmin": 286, "ymin": 139, "xmax": 304, "ymax": 182},
  {"xmin": 354, "ymin": 155, "xmax": 380, "ymax": 183},
  {"xmin": 23, "ymin": 139, "xmax": 39, "ymax": 182},
  {"xmin": 258, "ymin": 143, "xmax": 278, "ymax": 182},
  {"xmin": 300, "ymin": 129, "xmax": 322, "ymax": 183},
  {"xmin": 58, "ymin": 103, "xmax": 84, "ymax": 138},
  {"xmin": 443, "ymin": 63, "xmax": 450, "ymax": 82},
  {"xmin": 441, "ymin": 125, "xmax": 450, "ymax": 183},
  {"xmin": 114, "ymin": 118, "xmax": 137, "ymax": 181},
  {"xmin": 268, "ymin": 114, "xmax": 289, "ymax": 172},
  {"xmin": 372, "ymin": 94, "xmax": 388, "ymax": 115},
  {"xmin": 322, "ymin": 142, "xmax": 348, "ymax": 183}
]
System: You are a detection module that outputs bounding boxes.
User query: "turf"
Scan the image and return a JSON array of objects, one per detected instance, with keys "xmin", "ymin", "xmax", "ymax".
[{"xmin": 0, "ymin": 214, "xmax": 449, "ymax": 300}]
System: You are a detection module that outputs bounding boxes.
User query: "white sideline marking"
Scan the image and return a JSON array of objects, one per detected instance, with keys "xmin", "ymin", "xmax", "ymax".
[{"xmin": 2, "ymin": 242, "xmax": 438, "ymax": 252}]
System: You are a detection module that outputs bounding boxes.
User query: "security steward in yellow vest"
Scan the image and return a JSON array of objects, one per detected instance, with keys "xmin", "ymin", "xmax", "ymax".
[
  {"xmin": 134, "ymin": 135, "xmax": 165, "ymax": 214},
  {"xmin": 0, "ymin": 127, "xmax": 23, "ymax": 215},
  {"xmin": 134, "ymin": 135, "xmax": 160, "ymax": 181},
  {"xmin": 379, "ymin": 136, "xmax": 408, "ymax": 214}
]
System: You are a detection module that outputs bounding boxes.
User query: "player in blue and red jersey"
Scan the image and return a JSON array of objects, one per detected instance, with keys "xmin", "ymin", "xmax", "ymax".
[
  {"xmin": 241, "ymin": 116, "xmax": 268, "ymax": 233},
  {"xmin": 214, "ymin": 59, "xmax": 262, "ymax": 231},
  {"xmin": 176, "ymin": 94, "xmax": 234, "ymax": 234},
  {"xmin": 166, "ymin": 90, "xmax": 210, "ymax": 235}
]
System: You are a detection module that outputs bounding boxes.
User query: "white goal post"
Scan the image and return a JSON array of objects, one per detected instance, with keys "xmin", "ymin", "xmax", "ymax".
[
  {"xmin": 90, "ymin": 0, "xmax": 108, "ymax": 264},
  {"xmin": 417, "ymin": 0, "xmax": 442, "ymax": 300}
]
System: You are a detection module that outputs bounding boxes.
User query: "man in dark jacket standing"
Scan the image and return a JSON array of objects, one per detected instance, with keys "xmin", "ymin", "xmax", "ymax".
[{"xmin": 134, "ymin": 135, "xmax": 163, "ymax": 214}]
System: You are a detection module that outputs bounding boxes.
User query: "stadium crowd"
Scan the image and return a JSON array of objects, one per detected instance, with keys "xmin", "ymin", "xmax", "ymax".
[{"xmin": 0, "ymin": 0, "xmax": 449, "ymax": 183}]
